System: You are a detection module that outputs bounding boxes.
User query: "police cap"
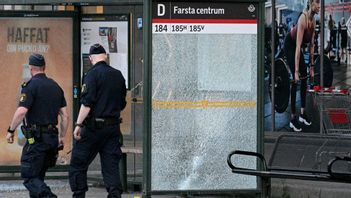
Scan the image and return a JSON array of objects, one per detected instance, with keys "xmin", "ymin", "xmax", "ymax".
[
  {"xmin": 89, "ymin": 43, "xmax": 106, "ymax": 55},
  {"xmin": 29, "ymin": 53, "xmax": 45, "ymax": 67}
]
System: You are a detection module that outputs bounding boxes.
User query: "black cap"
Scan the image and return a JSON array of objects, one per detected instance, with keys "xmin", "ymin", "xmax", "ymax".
[
  {"xmin": 89, "ymin": 43, "xmax": 106, "ymax": 55},
  {"xmin": 28, "ymin": 53, "xmax": 45, "ymax": 67}
]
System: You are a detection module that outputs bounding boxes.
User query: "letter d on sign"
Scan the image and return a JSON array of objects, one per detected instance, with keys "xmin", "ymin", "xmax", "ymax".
[{"xmin": 157, "ymin": 4, "xmax": 165, "ymax": 16}]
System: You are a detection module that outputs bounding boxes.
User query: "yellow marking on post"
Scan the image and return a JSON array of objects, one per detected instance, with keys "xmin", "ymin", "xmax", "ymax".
[{"xmin": 127, "ymin": 97, "xmax": 143, "ymax": 104}]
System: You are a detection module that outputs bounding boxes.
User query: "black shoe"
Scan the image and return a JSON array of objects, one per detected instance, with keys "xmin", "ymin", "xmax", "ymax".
[
  {"xmin": 290, "ymin": 118, "xmax": 302, "ymax": 132},
  {"xmin": 299, "ymin": 113, "xmax": 312, "ymax": 126}
]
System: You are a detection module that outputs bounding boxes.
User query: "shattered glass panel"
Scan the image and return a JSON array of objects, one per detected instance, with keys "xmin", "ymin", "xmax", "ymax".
[
  {"xmin": 197, "ymin": 36, "xmax": 253, "ymax": 92},
  {"xmin": 152, "ymin": 34, "xmax": 257, "ymax": 191}
]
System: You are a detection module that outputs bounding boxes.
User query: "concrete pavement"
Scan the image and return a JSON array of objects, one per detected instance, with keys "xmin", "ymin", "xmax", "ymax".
[
  {"xmin": 0, "ymin": 180, "xmax": 143, "ymax": 198},
  {"xmin": 2, "ymin": 178, "xmax": 351, "ymax": 198}
]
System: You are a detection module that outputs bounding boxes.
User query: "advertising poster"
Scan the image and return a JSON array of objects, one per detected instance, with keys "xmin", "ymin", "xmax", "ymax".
[
  {"xmin": 265, "ymin": 0, "xmax": 351, "ymax": 134},
  {"xmin": 0, "ymin": 16, "xmax": 74, "ymax": 165},
  {"xmin": 80, "ymin": 15, "xmax": 129, "ymax": 89}
]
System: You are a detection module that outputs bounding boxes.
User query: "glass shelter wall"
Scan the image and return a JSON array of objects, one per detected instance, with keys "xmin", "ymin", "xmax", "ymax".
[{"xmin": 151, "ymin": 1, "xmax": 260, "ymax": 191}]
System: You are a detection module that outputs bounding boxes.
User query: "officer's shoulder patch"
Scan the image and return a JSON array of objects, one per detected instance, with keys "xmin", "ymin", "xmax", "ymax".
[
  {"xmin": 19, "ymin": 93, "xmax": 26, "ymax": 102},
  {"xmin": 21, "ymin": 80, "xmax": 31, "ymax": 88},
  {"xmin": 81, "ymin": 84, "xmax": 88, "ymax": 94},
  {"xmin": 21, "ymin": 82, "xmax": 27, "ymax": 88}
]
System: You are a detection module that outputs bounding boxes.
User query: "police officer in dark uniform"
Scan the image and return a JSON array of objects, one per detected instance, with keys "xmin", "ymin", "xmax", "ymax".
[
  {"xmin": 69, "ymin": 44, "xmax": 126, "ymax": 198},
  {"xmin": 6, "ymin": 53, "xmax": 69, "ymax": 198}
]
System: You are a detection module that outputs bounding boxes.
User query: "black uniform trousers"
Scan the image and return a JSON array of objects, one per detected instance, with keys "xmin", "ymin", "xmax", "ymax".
[
  {"xmin": 69, "ymin": 125, "xmax": 123, "ymax": 198},
  {"xmin": 21, "ymin": 132, "xmax": 59, "ymax": 198}
]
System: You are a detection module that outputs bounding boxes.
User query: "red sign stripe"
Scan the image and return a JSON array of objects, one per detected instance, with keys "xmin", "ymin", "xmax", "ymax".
[{"xmin": 152, "ymin": 18, "xmax": 257, "ymax": 24}]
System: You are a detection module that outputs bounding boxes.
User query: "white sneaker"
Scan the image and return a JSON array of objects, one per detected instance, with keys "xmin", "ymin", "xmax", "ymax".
[
  {"xmin": 299, "ymin": 114, "xmax": 312, "ymax": 126},
  {"xmin": 290, "ymin": 118, "xmax": 302, "ymax": 132}
]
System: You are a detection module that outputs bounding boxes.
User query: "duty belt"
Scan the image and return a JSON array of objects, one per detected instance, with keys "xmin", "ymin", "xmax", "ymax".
[
  {"xmin": 84, "ymin": 117, "xmax": 121, "ymax": 129},
  {"xmin": 30, "ymin": 124, "xmax": 58, "ymax": 134},
  {"xmin": 96, "ymin": 118, "xmax": 121, "ymax": 125}
]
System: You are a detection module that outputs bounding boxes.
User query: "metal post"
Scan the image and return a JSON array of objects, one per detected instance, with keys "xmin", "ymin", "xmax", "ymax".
[
  {"xmin": 271, "ymin": 0, "xmax": 276, "ymax": 131},
  {"xmin": 261, "ymin": 178, "xmax": 271, "ymax": 198},
  {"xmin": 142, "ymin": 0, "xmax": 152, "ymax": 197},
  {"xmin": 258, "ymin": 2, "xmax": 266, "ymax": 197},
  {"xmin": 342, "ymin": 0, "xmax": 344, "ymax": 17},
  {"xmin": 320, "ymin": 0, "xmax": 325, "ymax": 134}
]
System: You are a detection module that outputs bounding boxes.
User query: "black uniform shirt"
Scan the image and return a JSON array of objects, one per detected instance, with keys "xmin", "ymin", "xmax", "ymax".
[
  {"xmin": 19, "ymin": 73, "xmax": 67, "ymax": 125},
  {"xmin": 81, "ymin": 61, "xmax": 127, "ymax": 118}
]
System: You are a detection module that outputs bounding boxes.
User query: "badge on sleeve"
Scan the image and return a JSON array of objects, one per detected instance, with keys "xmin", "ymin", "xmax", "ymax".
[
  {"xmin": 81, "ymin": 84, "xmax": 87, "ymax": 94},
  {"xmin": 21, "ymin": 82, "xmax": 27, "ymax": 88},
  {"xmin": 19, "ymin": 93, "xmax": 27, "ymax": 102},
  {"xmin": 21, "ymin": 80, "xmax": 30, "ymax": 88}
]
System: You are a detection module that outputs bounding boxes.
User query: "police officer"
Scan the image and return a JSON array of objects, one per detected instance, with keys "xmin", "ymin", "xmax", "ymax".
[
  {"xmin": 69, "ymin": 44, "xmax": 127, "ymax": 198},
  {"xmin": 6, "ymin": 53, "xmax": 69, "ymax": 198}
]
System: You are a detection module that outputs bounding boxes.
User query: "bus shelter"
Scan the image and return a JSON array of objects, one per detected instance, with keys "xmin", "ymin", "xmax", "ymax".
[
  {"xmin": 144, "ymin": 0, "xmax": 265, "ymax": 197},
  {"xmin": 0, "ymin": 0, "xmax": 274, "ymax": 197}
]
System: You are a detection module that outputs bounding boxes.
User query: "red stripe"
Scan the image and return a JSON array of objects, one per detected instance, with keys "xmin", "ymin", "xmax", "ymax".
[
  {"xmin": 328, "ymin": 110, "xmax": 349, "ymax": 124},
  {"xmin": 152, "ymin": 18, "xmax": 257, "ymax": 24}
]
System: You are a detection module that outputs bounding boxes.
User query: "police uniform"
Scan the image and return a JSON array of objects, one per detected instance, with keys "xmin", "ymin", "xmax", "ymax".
[
  {"xmin": 19, "ymin": 54, "xmax": 67, "ymax": 198},
  {"xmin": 69, "ymin": 44, "xmax": 127, "ymax": 198}
]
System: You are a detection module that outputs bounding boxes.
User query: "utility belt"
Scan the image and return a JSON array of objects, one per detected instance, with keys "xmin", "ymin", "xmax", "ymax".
[
  {"xmin": 21, "ymin": 124, "xmax": 58, "ymax": 144},
  {"xmin": 83, "ymin": 117, "xmax": 121, "ymax": 129},
  {"xmin": 26, "ymin": 124, "xmax": 58, "ymax": 134}
]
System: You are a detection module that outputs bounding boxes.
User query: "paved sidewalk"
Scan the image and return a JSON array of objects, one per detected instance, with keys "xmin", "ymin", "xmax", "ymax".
[
  {"xmin": 0, "ymin": 180, "xmax": 142, "ymax": 198},
  {"xmin": 2, "ymin": 178, "xmax": 351, "ymax": 198}
]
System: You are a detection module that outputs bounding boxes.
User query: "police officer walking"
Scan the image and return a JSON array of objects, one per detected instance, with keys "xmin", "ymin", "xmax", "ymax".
[
  {"xmin": 69, "ymin": 44, "xmax": 127, "ymax": 198},
  {"xmin": 6, "ymin": 53, "xmax": 69, "ymax": 198}
]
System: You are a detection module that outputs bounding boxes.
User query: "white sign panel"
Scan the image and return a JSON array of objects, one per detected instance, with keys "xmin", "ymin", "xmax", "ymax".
[
  {"xmin": 81, "ymin": 15, "xmax": 129, "ymax": 88},
  {"xmin": 153, "ymin": 20, "xmax": 257, "ymax": 34}
]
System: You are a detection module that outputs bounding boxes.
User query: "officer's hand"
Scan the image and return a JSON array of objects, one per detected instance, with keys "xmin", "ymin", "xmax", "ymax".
[
  {"xmin": 59, "ymin": 137, "xmax": 64, "ymax": 147},
  {"xmin": 73, "ymin": 126, "xmax": 81, "ymax": 140},
  {"xmin": 6, "ymin": 132, "xmax": 14, "ymax": 144}
]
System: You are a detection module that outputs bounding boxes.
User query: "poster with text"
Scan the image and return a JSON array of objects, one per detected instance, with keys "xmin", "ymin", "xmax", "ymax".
[
  {"xmin": 0, "ymin": 16, "xmax": 74, "ymax": 165},
  {"xmin": 81, "ymin": 15, "xmax": 129, "ymax": 89}
]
